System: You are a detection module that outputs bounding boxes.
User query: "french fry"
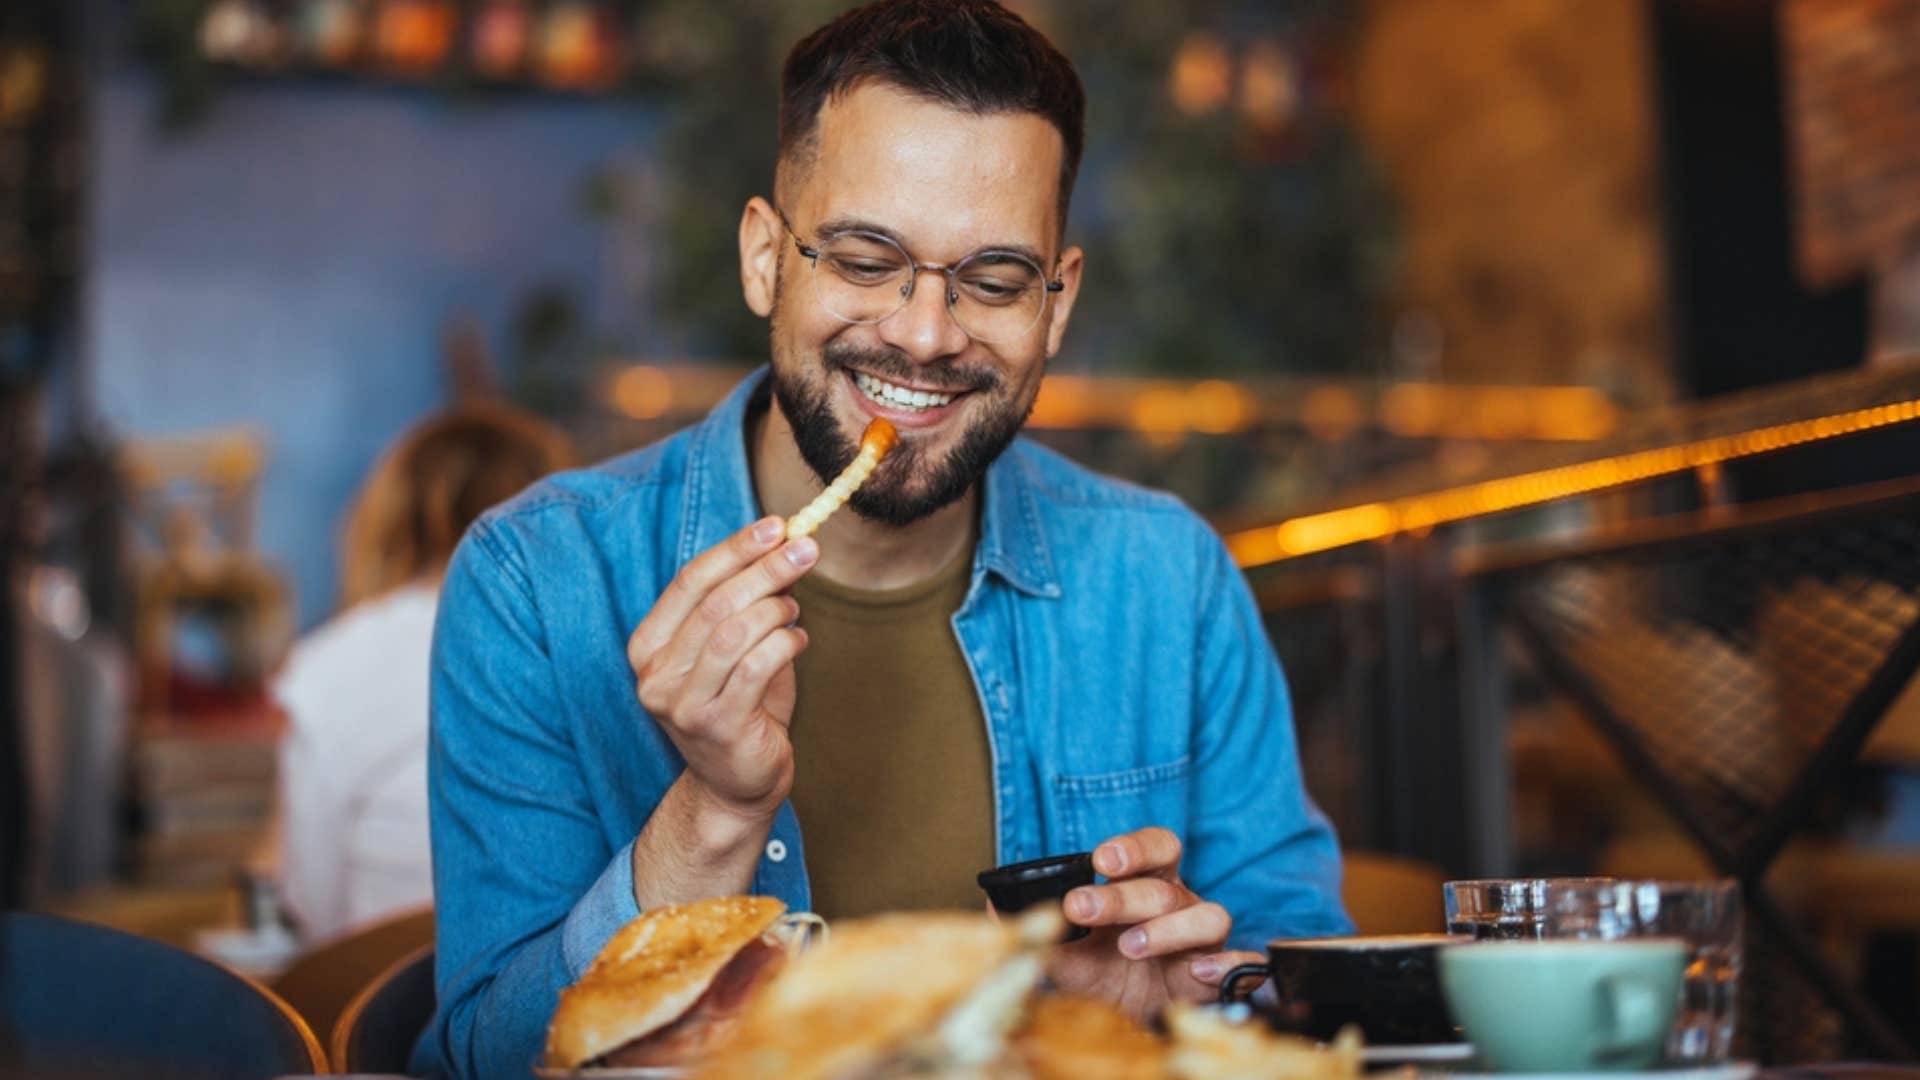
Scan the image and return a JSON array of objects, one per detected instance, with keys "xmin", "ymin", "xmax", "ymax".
[{"xmin": 785, "ymin": 418, "xmax": 899, "ymax": 540}]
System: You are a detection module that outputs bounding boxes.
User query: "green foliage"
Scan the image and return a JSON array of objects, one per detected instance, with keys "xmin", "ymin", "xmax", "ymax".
[
  {"xmin": 642, "ymin": 0, "xmax": 1397, "ymax": 375},
  {"xmin": 134, "ymin": 0, "xmax": 1398, "ymax": 376}
]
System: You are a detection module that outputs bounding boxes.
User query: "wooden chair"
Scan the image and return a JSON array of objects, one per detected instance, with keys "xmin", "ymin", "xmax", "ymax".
[
  {"xmin": 1340, "ymin": 849, "xmax": 1447, "ymax": 935},
  {"xmin": 332, "ymin": 944, "xmax": 436, "ymax": 1074},
  {"xmin": 0, "ymin": 910, "xmax": 326, "ymax": 1077},
  {"xmin": 271, "ymin": 906, "xmax": 434, "ymax": 1052}
]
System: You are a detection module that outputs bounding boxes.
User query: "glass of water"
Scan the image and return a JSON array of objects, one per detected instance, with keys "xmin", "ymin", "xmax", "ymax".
[
  {"xmin": 1541, "ymin": 878, "xmax": 1744, "ymax": 1064},
  {"xmin": 1444, "ymin": 877, "xmax": 1742, "ymax": 1063},
  {"xmin": 1443, "ymin": 877, "xmax": 1613, "ymax": 940},
  {"xmin": 1641, "ymin": 880, "xmax": 1742, "ymax": 1064}
]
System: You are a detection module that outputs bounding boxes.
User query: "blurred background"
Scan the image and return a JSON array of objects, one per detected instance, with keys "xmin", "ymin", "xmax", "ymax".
[{"xmin": 3, "ymin": 0, "xmax": 1920, "ymax": 1065}]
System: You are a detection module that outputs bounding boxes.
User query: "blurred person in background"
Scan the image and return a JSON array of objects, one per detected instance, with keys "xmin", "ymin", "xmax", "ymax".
[{"xmin": 272, "ymin": 405, "xmax": 573, "ymax": 943}]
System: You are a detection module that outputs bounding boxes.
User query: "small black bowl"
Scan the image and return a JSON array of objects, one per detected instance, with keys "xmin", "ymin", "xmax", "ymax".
[{"xmin": 977, "ymin": 852, "xmax": 1095, "ymax": 941}]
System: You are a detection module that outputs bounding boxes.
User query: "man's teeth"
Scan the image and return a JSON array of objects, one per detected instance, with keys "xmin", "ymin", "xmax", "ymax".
[{"xmin": 854, "ymin": 371, "xmax": 956, "ymax": 411}]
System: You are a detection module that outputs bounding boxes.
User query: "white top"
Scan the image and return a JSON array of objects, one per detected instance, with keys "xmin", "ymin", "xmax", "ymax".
[{"xmin": 273, "ymin": 582, "xmax": 439, "ymax": 942}]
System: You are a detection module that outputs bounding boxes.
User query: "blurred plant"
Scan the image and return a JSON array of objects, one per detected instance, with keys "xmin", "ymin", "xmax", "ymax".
[
  {"xmin": 627, "ymin": 0, "xmax": 850, "ymax": 359},
  {"xmin": 507, "ymin": 283, "xmax": 586, "ymax": 414},
  {"xmin": 132, "ymin": 0, "xmax": 220, "ymax": 127},
  {"xmin": 635, "ymin": 0, "xmax": 1398, "ymax": 376},
  {"xmin": 131, "ymin": 0, "xmax": 1398, "ymax": 377}
]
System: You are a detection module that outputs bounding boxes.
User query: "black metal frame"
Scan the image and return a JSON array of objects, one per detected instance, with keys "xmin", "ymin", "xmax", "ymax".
[
  {"xmin": 0, "ymin": 389, "xmax": 24, "ymax": 910},
  {"xmin": 1481, "ymin": 480, "xmax": 1920, "ymax": 1061}
]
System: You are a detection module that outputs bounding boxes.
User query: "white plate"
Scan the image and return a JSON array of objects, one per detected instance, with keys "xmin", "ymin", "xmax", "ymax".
[
  {"xmin": 1363, "ymin": 1043, "xmax": 1477, "ymax": 1065},
  {"xmin": 1419, "ymin": 1062, "xmax": 1756, "ymax": 1080},
  {"xmin": 529, "ymin": 1060, "xmax": 687, "ymax": 1068}
]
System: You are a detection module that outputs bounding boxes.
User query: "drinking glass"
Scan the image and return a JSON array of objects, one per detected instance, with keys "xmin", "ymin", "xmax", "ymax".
[
  {"xmin": 1443, "ymin": 877, "xmax": 1612, "ymax": 940},
  {"xmin": 1539, "ymin": 878, "xmax": 1743, "ymax": 1064}
]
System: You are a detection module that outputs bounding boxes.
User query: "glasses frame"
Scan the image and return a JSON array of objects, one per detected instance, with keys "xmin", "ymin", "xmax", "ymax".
[{"xmin": 776, "ymin": 208, "xmax": 1065, "ymax": 345}]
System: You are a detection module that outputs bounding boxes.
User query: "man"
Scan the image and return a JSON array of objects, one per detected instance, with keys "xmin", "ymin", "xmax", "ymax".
[{"xmin": 419, "ymin": 2, "xmax": 1349, "ymax": 1075}]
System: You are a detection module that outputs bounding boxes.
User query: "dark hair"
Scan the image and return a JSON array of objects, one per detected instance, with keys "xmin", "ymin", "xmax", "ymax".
[{"xmin": 778, "ymin": 0, "xmax": 1086, "ymax": 223}]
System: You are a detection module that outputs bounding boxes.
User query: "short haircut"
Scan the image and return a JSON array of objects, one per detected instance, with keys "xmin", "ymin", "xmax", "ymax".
[{"xmin": 778, "ymin": 0, "xmax": 1086, "ymax": 226}]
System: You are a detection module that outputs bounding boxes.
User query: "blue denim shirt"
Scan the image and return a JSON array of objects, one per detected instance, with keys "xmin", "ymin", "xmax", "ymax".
[{"xmin": 416, "ymin": 369, "xmax": 1350, "ymax": 1078}]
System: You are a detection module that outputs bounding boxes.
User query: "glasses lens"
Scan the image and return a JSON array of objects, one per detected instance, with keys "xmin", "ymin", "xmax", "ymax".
[
  {"xmin": 810, "ymin": 235, "xmax": 911, "ymax": 325},
  {"xmin": 805, "ymin": 234, "xmax": 1052, "ymax": 344},
  {"xmin": 950, "ymin": 251, "xmax": 1048, "ymax": 344}
]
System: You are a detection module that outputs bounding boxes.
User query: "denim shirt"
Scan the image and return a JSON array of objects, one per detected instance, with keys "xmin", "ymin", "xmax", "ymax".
[{"xmin": 416, "ymin": 369, "xmax": 1350, "ymax": 1079}]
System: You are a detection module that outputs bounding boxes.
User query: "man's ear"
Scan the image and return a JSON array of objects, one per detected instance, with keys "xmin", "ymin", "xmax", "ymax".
[
  {"xmin": 1043, "ymin": 244, "xmax": 1085, "ymax": 359},
  {"xmin": 740, "ymin": 196, "xmax": 783, "ymax": 318}
]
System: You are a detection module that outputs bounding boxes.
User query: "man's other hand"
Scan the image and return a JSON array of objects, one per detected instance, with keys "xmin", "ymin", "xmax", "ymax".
[{"xmin": 1047, "ymin": 827, "xmax": 1263, "ymax": 1022}]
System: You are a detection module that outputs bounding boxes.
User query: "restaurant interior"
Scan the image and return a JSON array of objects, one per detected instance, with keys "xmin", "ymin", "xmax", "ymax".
[{"xmin": 3, "ymin": 0, "xmax": 1919, "ymax": 1076}]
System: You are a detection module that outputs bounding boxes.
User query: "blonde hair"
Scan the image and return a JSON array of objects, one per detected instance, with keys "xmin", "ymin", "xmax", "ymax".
[{"xmin": 339, "ymin": 404, "xmax": 575, "ymax": 607}]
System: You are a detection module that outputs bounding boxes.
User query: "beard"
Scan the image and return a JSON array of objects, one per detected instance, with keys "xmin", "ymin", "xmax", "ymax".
[{"xmin": 769, "ymin": 335, "xmax": 1036, "ymax": 528}]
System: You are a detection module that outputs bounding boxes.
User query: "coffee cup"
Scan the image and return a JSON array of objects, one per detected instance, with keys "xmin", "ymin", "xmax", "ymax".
[
  {"xmin": 977, "ymin": 852, "xmax": 1095, "ymax": 941},
  {"xmin": 1219, "ymin": 933, "xmax": 1469, "ymax": 1045},
  {"xmin": 1439, "ymin": 939, "xmax": 1687, "ymax": 1072}
]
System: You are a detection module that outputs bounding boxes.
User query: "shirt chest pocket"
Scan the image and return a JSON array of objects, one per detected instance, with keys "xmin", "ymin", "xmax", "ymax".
[{"xmin": 1050, "ymin": 756, "xmax": 1192, "ymax": 853}]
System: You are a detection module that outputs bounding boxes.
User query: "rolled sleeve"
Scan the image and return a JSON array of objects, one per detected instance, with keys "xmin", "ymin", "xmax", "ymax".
[{"xmin": 561, "ymin": 839, "xmax": 642, "ymax": 978}]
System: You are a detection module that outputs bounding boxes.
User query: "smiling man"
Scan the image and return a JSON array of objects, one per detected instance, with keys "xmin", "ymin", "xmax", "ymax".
[{"xmin": 419, "ymin": 2, "xmax": 1349, "ymax": 1076}]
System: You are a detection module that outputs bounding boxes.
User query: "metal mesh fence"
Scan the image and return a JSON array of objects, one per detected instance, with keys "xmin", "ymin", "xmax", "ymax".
[
  {"xmin": 1501, "ymin": 496, "xmax": 1920, "ymax": 1060},
  {"xmin": 1512, "ymin": 510, "xmax": 1920, "ymax": 859}
]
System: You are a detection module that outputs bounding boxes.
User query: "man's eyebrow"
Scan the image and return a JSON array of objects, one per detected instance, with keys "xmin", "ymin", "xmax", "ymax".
[{"xmin": 813, "ymin": 215, "xmax": 1051, "ymax": 270}]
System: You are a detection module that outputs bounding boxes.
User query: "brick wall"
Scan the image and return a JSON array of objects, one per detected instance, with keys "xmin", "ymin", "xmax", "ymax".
[
  {"xmin": 1350, "ymin": 0, "xmax": 1672, "ymax": 398},
  {"xmin": 1780, "ymin": 0, "xmax": 1920, "ymax": 289}
]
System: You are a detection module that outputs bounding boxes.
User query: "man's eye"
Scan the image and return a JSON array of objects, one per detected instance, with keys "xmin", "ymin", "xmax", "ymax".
[
  {"xmin": 961, "ymin": 276, "xmax": 1030, "ymax": 304},
  {"xmin": 828, "ymin": 257, "xmax": 901, "ymax": 283}
]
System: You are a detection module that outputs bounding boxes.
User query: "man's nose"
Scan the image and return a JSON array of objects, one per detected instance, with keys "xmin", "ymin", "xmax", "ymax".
[{"xmin": 876, "ymin": 268, "xmax": 972, "ymax": 364}]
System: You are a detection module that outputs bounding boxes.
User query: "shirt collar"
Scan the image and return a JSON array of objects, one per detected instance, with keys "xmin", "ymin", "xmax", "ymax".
[{"xmin": 679, "ymin": 366, "xmax": 1060, "ymax": 599}]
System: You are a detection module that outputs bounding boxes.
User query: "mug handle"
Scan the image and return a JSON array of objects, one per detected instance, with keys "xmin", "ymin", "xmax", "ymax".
[
  {"xmin": 1218, "ymin": 962, "xmax": 1271, "ymax": 1004},
  {"xmin": 1595, "ymin": 975, "xmax": 1666, "ymax": 1060}
]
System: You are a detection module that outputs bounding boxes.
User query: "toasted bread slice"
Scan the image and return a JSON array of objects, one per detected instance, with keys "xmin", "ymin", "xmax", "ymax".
[
  {"xmin": 1015, "ymin": 995, "xmax": 1166, "ymax": 1080},
  {"xmin": 692, "ymin": 907, "xmax": 1059, "ymax": 1080},
  {"xmin": 544, "ymin": 895, "xmax": 787, "ymax": 1069},
  {"xmin": 1164, "ymin": 1004, "xmax": 1363, "ymax": 1080}
]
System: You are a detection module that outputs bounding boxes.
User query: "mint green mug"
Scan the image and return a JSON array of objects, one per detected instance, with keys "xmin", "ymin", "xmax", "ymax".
[{"xmin": 1440, "ymin": 939, "xmax": 1687, "ymax": 1072}]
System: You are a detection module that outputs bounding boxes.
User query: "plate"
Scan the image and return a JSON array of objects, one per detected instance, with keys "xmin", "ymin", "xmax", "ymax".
[
  {"xmin": 1418, "ymin": 1062, "xmax": 1756, "ymax": 1080},
  {"xmin": 529, "ymin": 1060, "xmax": 687, "ymax": 1068},
  {"xmin": 1363, "ymin": 1043, "xmax": 1477, "ymax": 1066}
]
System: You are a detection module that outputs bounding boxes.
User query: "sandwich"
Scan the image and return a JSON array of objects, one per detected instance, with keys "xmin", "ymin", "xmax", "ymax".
[
  {"xmin": 1012, "ymin": 994, "xmax": 1166, "ymax": 1080},
  {"xmin": 690, "ymin": 905, "xmax": 1064, "ymax": 1080},
  {"xmin": 543, "ymin": 895, "xmax": 814, "ymax": 1071},
  {"xmin": 1163, "ymin": 1004, "xmax": 1362, "ymax": 1080}
]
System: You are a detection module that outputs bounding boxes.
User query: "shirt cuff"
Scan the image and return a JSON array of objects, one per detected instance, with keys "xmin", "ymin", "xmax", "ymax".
[{"xmin": 560, "ymin": 839, "xmax": 642, "ymax": 979}]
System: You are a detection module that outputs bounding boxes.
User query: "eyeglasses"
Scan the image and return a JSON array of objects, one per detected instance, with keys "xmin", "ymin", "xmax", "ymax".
[{"xmin": 777, "ymin": 210, "xmax": 1064, "ymax": 346}]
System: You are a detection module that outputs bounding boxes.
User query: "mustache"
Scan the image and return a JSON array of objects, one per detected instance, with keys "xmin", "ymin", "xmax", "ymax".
[{"xmin": 821, "ymin": 342, "xmax": 998, "ymax": 395}]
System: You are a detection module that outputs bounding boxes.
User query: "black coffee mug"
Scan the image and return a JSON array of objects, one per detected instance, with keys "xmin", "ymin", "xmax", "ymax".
[
  {"xmin": 1218, "ymin": 933, "xmax": 1469, "ymax": 1045},
  {"xmin": 977, "ymin": 852, "xmax": 1095, "ymax": 941}
]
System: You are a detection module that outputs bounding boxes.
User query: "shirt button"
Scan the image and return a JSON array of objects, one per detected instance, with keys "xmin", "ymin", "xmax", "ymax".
[{"xmin": 765, "ymin": 839, "xmax": 788, "ymax": 862}]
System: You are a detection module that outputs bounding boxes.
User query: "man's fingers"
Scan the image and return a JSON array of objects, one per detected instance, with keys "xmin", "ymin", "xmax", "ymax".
[
  {"xmin": 1188, "ymin": 949, "xmax": 1265, "ymax": 987},
  {"xmin": 709, "ymin": 626, "xmax": 810, "ymax": 724},
  {"xmin": 1113, "ymin": 900, "xmax": 1232, "ymax": 961},
  {"xmin": 1093, "ymin": 827, "xmax": 1182, "ymax": 880},
  {"xmin": 629, "ymin": 516, "xmax": 785, "ymax": 667},
  {"xmin": 1064, "ymin": 877, "xmax": 1190, "ymax": 928},
  {"xmin": 644, "ymin": 537, "xmax": 818, "ymax": 698},
  {"xmin": 676, "ymin": 594, "xmax": 801, "ymax": 706}
]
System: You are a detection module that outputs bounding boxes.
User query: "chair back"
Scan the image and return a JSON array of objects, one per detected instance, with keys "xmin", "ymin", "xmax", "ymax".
[
  {"xmin": 1340, "ymin": 849, "xmax": 1447, "ymax": 935},
  {"xmin": 0, "ymin": 910, "xmax": 327, "ymax": 1079},
  {"xmin": 271, "ymin": 907, "xmax": 433, "ymax": 1051},
  {"xmin": 332, "ymin": 945, "xmax": 436, "ymax": 1075}
]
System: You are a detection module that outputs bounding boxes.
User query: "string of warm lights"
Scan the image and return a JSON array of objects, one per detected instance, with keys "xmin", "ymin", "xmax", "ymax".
[
  {"xmin": 606, "ymin": 364, "xmax": 1622, "ymax": 443},
  {"xmin": 1226, "ymin": 396, "xmax": 1920, "ymax": 567}
]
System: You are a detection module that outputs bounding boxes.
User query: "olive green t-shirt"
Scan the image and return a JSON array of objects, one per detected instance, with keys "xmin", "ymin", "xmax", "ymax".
[{"xmin": 786, "ymin": 541, "xmax": 993, "ymax": 920}]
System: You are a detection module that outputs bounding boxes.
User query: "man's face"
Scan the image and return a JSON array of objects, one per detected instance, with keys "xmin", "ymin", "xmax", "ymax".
[{"xmin": 746, "ymin": 81, "xmax": 1083, "ymax": 526}]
